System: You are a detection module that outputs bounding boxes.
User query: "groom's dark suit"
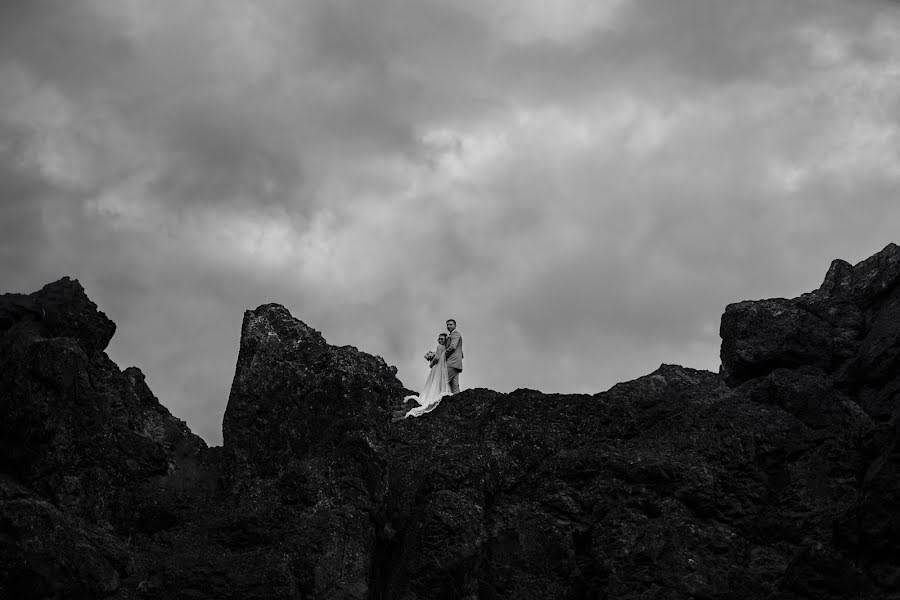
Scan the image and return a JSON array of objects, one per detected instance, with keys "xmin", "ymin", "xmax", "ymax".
[{"xmin": 445, "ymin": 330, "xmax": 463, "ymax": 394}]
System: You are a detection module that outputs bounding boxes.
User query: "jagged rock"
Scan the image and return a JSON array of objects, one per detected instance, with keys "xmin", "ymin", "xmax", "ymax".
[
  {"xmin": 200, "ymin": 302, "xmax": 407, "ymax": 599},
  {"xmin": 720, "ymin": 298, "xmax": 835, "ymax": 385},
  {"xmin": 223, "ymin": 303, "xmax": 402, "ymax": 471},
  {"xmin": 6, "ymin": 245, "xmax": 900, "ymax": 598},
  {"xmin": 720, "ymin": 243, "xmax": 900, "ymax": 402},
  {"xmin": 0, "ymin": 276, "xmax": 116, "ymax": 354},
  {"xmin": 0, "ymin": 278, "xmax": 207, "ymax": 598},
  {"xmin": 817, "ymin": 243, "xmax": 900, "ymax": 306}
]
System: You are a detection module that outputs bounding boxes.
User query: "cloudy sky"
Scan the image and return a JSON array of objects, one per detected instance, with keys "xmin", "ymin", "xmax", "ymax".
[{"xmin": 2, "ymin": 0, "xmax": 899, "ymax": 444}]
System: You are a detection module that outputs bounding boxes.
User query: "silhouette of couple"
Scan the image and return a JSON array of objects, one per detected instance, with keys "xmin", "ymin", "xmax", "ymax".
[{"xmin": 404, "ymin": 319, "xmax": 463, "ymax": 418}]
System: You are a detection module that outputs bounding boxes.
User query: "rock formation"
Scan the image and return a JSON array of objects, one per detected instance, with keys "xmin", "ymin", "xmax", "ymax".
[{"xmin": 3, "ymin": 244, "xmax": 900, "ymax": 599}]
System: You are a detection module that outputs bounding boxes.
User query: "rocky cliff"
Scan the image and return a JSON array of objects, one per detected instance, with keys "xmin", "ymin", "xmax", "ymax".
[{"xmin": 3, "ymin": 245, "xmax": 900, "ymax": 599}]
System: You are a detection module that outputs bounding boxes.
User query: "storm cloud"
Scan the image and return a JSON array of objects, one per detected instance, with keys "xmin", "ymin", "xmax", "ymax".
[{"xmin": 2, "ymin": 0, "xmax": 899, "ymax": 443}]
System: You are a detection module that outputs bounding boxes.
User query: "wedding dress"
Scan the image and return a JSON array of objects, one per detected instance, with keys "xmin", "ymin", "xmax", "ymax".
[{"xmin": 404, "ymin": 343, "xmax": 451, "ymax": 418}]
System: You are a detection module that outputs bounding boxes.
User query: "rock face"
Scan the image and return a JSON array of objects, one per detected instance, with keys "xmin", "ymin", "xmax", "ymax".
[
  {"xmin": 215, "ymin": 304, "xmax": 405, "ymax": 598},
  {"xmin": 4, "ymin": 244, "xmax": 900, "ymax": 599},
  {"xmin": 0, "ymin": 278, "xmax": 207, "ymax": 598}
]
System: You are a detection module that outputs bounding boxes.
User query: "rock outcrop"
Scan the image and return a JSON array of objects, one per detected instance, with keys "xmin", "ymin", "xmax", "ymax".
[
  {"xmin": 3, "ymin": 244, "xmax": 900, "ymax": 599},
  {"xmin": 0, "ymin": 278, "xmax": 207, "ymax": 598}
]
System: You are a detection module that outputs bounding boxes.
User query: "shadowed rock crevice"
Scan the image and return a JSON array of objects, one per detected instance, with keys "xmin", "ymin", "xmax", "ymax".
[{"xmin": 4, "ymin": 243, "xmax": 900, "ymax": 598}]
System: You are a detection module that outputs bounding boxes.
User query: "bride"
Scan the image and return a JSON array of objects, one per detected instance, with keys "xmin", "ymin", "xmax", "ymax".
[{"xmin": 404, "ymin": 333, "xmax": 452, "ymax": 418}]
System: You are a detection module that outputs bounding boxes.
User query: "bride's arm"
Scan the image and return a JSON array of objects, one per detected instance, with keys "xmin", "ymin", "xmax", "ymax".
[{"xmin": 430, "ymin": 344, "xmax": 445, "ymax": 366}]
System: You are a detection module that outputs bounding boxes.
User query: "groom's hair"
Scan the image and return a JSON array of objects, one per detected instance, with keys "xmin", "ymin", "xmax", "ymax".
[{"xmin": 446, "ymin": 318, "xmax": 456, "ymax": 325}]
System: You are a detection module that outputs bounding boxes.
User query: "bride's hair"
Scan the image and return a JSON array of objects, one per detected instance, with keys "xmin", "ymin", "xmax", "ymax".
[{"xmin": 438, "ymin": 333, "xmax": 447, "ymax": 344}]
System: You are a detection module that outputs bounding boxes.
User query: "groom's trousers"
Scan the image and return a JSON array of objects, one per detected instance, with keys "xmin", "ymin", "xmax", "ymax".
[{"xmin": 447, "ymin": 368, "xmax": 461, "ymax": 394}]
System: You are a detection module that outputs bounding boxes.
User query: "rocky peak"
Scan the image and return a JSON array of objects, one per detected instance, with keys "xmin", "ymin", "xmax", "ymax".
[
  {"xmin": 223, "ymin": 302, "xmax": 405, "ymax": 471},
  {"xmin": 0, "ymin": 276, "xmax": 116, "ymax": 353},
  {"xmin": 816, "ymin": 242, "xmax": 900, "ymax": 304},
  {"xmin": 6, "ymin": 245, "xmax": 900, "ymax": 598},
  {"xmin": 721, "ymin": 243, "xmax": 900, "ymax": 420}
]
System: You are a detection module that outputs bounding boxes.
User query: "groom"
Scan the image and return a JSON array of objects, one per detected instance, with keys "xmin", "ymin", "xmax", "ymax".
[{"xmin": 445, "ymin": 318, "xmax": 463, "ymax": 394}]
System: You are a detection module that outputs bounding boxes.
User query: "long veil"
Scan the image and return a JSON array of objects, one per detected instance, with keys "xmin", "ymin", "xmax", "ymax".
[{"xmin": 404, "ymin": 344, "xmax": 451, "ymax": 418}]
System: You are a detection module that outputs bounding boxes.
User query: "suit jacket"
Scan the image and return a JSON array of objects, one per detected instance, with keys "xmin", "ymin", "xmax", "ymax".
[{"xmin": 445, "ymin": 330, "xmax": 463, "ymax": 371}]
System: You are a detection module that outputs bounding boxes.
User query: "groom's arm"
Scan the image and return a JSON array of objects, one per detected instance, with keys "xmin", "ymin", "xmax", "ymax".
[{"xmin": 445, "ymin": 331, "xmax": 461, "ymax": 356}]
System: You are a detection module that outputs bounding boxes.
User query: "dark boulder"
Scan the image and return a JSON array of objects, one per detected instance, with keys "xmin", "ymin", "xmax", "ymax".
[
  {"xmin": 720, "ymin": 298, "xmax": 836, "ymax": 385},
  {"xmin": 720, "ymin": 243, "xmax": 900, "ymax": 404},
  {"xmin": 0, "ymin": 278, "xmax": 206, "ymax": 598},
  {"xmin": 223, "ymin": 303, "xmax": 403, "ymax": 471},
  {"xmin": 206, "ymin": 302, "xmax": 407, "ymax": 599},
  {"xmin": 0, "ymin": 276, "xmax": 116, "ymax": 354}
]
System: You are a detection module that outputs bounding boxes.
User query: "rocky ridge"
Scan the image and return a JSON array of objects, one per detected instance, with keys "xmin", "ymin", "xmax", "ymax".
[{"xmin": 3, "ymin": 245, "xmax": 900, "ymax": 599}]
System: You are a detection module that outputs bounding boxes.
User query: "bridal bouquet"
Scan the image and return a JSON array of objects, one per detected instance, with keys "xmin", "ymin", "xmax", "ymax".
[{"xmin": 424, "ymin": 350, "xmax": 435, "ymax": 361}]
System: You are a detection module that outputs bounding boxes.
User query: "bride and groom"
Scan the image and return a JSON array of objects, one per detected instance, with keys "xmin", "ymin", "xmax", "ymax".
[{"xmin": 404, "ymin": 319, "xmax": 463, "ymax": 418}]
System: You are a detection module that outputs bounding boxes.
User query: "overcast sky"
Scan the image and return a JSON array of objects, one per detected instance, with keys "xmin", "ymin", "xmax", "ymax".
[{"xmin": 2, "ymin": 0, "xmax": 899, "ymax": 445}]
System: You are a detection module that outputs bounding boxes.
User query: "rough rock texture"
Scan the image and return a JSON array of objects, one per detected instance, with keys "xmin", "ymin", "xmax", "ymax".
[
  {"xmin": 5, "ymin": 243, "xmax": 900, "ymax": 599},
  {"xmin": 213, "ymin": 303, "xmax": 406, "ymax": 599},
  {"xmin": 0, "ymin": 278, "xmax": 207, "ymax": 599}
]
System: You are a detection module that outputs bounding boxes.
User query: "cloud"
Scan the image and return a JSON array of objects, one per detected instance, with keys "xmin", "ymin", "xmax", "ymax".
[{"xmin": 2, "ymin": 0, "xmax": 900, "ymax": 443}]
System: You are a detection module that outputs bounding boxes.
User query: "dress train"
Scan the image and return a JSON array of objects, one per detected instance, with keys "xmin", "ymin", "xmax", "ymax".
[{"xmin": 404, "ymin": 344, "xmax": 451, "ymax": 418}]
